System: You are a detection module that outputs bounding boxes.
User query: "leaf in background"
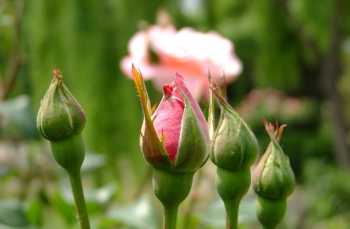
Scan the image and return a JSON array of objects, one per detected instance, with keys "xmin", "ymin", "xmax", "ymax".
[
  {"xmin": 0, "ymin": 201, "xmax": 30, "ymax": 227},
  {"xmin": 26, "ymin": 198, "xmax": 43, "ymax": 226},
  {"xmin": 81, "ymin": 152, "xmax": 106, "ymax": 173},
  {"xmin": 0, "ymin": 95, "xmax": 37, "ymax": 140},
  {"xmin": 104, "ymin": 196, "xmax": 157, "ymax": 229},
  {"xmin": 198, "ymin": 193, "xmax": 256, "ymax": 228},
  {"xmin": 51, "ymin": 192, "xmax": 75, "ymax": 224}
]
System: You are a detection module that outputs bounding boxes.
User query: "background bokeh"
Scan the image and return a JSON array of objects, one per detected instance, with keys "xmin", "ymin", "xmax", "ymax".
[{"xmin": 1, "ymin": 0, "xmax": 350, "ymax": 228}]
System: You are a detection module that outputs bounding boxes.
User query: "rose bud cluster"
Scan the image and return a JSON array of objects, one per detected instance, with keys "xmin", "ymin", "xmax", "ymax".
[
  {"xmin": 253, "ymin": 121, "xmax": 295, "ymax": 229},
  {"xmin": 209, "ymin": 84, "xmax": 259, "ymax": 229},
  {"xmin": 132, "ymin": 65, "xmax": 209, "ymax": 229}
]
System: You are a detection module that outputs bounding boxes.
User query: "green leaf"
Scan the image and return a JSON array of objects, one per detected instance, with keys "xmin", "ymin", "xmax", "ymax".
[
  {"xmin": 0, "ymin": 201, "xmax": 30, "ymax": 227},
  {"xmin": 104, "ymin": 196, "xmax": 157, "ymax": 229}
]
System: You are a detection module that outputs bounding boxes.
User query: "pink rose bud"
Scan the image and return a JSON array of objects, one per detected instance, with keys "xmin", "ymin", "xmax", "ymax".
[{"xmin": 132, "ymin": 65, "xmax": 209, "ymax": 172}]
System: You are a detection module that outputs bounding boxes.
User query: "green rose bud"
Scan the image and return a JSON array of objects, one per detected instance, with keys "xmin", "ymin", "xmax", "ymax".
[
  {"xmin": 253, "ymin": 121, "xmax": 295, "ymax": 229},
  {"xmin": 209, "ymin": 84, "xmax": 259, "ymax": 229},
  {"xmin": 211, "ymin": 100, "xmax": 259, "ymax": 171},
  {"xmin": 37, "ymin": 69, "xmax": 85, "ymax": 142},
  {"xmin": 253, "ymin": 122, "xmax": 295, "ymax": 200},
  {"xmin": 36, "ymin": 69, "xmax": 90, "ymax": 229}
]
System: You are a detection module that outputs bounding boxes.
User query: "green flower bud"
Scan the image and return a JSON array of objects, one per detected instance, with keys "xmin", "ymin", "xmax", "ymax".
[
  {"xmin": 253, "ymin": 122, "xmax": 295, "ymax": 200},
  {"xmin": 209, "ymin": 84, "xmax": 259, "ymax": 229},
  {"xmin": 253, "ymin": 121, "xmax": 295, "ymax": 229},
  {"xmin": 36, "ymin": 69, "xmax": 90, "ymax": 229},
  {"xmin": 37, "ymin": 69, "xmax": 86, "ymax": 142},
  {"xmin": 37, "ymin": 69, "xmax": 86, "ymax": 174},
  {"xmin": 210, "ymin": 86, "xmax": 258, "ymax": 172},
  {"xmin": 211, "ymin": 108, "xmax": 259, "ymax": 171}
]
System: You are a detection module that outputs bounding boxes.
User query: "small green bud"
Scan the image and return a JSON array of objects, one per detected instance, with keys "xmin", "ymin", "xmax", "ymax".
[
  {"xmin": 210, "ymin": 85, "xmax": 259, "ymax": 172},
  {"xmin": 37, "ymin": 69, "xmax": 86, "ymax": 142},
  {"xmin": 211, "ymin": 108, "xmax": 259, "ymax": 171},
  {"xmin": 37, "ymin": 69, "xmax": 86, "ymax": 174},
  {"xmin": 253, "ymin": 121, "xmax": 295, "ymax": 228},
  {"xmin": 253, "ymin": 122, "xmax": 295, "ymax": 200},
  {"xmin": 36, "ymin": 69, "xmax": 90, "ymax": 228},
  {"xmin": 209, "ymin": 83, "xmax": 259, "ymax": 229}
]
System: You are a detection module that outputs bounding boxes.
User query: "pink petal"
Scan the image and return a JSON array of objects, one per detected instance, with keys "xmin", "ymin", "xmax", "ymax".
[
  {"xmin": 153, "ymin": 84, "xmax": 185, "ymax": 161},
  {"xmin": 175, "ymin": 74, "xmax": 209, "ymax": 142},
  {"xmin": 152, "ymin": 75, "xmax": 204, "ymax": 100}
]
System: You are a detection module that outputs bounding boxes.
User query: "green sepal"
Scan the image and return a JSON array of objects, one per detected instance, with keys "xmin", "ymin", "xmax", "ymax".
[
  {"xmin": 37, "ymin": 72, "xmax": 85, "ymax": 142},
  {"xmin": 132, "ymin": 66, "xmax": 172, "ymax": 169},
  {"xmin": 173, "ymin": 97, "xmax": 208, "ymax": 173},
  {"xmin": 211, "ymin": 103, "xmax": 259, "ymax": 171},
  {"xmin": 254, "ymin": 136, "xmax": 295, "ymax": 200},
  {"xmin": 140, "ymin": 122, "xmax": 173, "ymax": 170}
]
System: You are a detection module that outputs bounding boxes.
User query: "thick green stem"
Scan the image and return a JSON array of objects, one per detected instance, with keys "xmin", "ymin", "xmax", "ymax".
[
  {"xmin": 69, "ymin": 171, "xmax": 91, "ymax": 229},
  {"xmin": 153, "ymin": 169, "xmax": 194, "ymax": 229},
  {"xmin": 223, "ymin": 198, "xmax": 240, "ymax": 229},
  {"xmin": 163, "ymin": 204, "xmax": 178, "ymax": 229},
  {"xmin": 216, "ymin": 168, "xmax": 251, "ymax": 229}
]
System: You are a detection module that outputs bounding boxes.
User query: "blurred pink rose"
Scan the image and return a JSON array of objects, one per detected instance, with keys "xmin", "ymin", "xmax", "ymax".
[{"xmin": 121, "ymin": 25, "xmax": 242, "ymax": 99}]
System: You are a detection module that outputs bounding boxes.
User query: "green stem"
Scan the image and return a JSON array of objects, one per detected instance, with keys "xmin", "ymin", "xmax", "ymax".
[
  {"xmin": 223, "ymin": 198, "xmax": 240, "ymax": 229},
  {"xmin": 216, "ymin": 168, "xmax": 251, "ymax": 229},
  {"xmin": 163, "ymin": 204, "xmax": 178, "ymax": 229},
  {"xmin": 68, "ymin": 171, "xmax": 91, "ymax": 229}
]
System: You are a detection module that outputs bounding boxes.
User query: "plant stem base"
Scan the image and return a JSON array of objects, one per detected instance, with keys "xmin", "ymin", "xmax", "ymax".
[{"xmin": 69, "ymin": 171, "xmax": 91, "ymax": 229}]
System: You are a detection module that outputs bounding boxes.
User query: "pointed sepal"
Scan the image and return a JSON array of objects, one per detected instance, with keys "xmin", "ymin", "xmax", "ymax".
[{"xmin": 132, "ymin": 65, "xmax": 170, "ymax": 167}]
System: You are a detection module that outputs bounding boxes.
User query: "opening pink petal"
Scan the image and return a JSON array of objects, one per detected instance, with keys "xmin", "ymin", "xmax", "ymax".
[
  {"xmin": 153, "ymin": 84, "xmax": 185, "ymax": 161},
  {"xmin": 175, "ymin": 73, "xmax": 209, "ymax": 142}
]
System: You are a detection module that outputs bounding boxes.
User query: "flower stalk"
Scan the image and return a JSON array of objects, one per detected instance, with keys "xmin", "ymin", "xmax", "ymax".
[
  {"xmin": 69, "ymin": 171, "xmax": 91, "ymax": 229},
  {"xmin": 163, "ymin": 204, "xmax": 178, "ymax": 229},
  {"xmin": 37, "ymin": 69, "xmax": 91, "ymax": 229}
]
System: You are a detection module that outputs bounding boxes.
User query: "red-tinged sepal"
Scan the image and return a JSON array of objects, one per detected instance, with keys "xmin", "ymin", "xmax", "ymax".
[{"xmin": 132, "ymin": 66, "xmax": 171, "ymax": 168}]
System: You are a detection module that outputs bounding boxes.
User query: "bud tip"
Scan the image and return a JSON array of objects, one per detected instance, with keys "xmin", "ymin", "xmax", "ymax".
[{"xmin": 52, "ymin": 68, "xmax": 63, "ymax": 80}]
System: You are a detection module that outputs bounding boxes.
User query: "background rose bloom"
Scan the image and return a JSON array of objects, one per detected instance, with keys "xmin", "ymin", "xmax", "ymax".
[{"xmin": 121, "ymin": 25, "xmax": 242, "ymax": 99}]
